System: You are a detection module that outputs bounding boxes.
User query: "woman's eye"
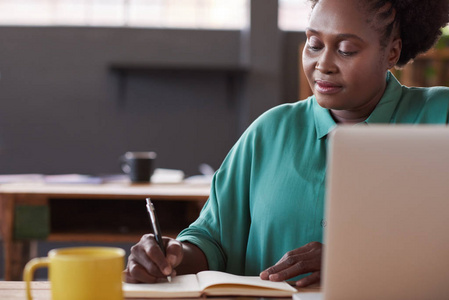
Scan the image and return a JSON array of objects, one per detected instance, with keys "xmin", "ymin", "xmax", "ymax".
[
  {"xmin": 338, "ymin": 42, "xmax": 358, "ymax": 56},
  {"xmin": 338, "ymin": 50, "xmax": 357, "ymax": 56},
  {"xmin": 307, "ymin": 41, "xmax": 322, "ymax": 51},
  {"xmin": 308, "ymin": 45, "xmax": 321, "ymax": 51},
  {"xmin": 306, "ymin": 37, "xmax": 323, "ymax": 52}
]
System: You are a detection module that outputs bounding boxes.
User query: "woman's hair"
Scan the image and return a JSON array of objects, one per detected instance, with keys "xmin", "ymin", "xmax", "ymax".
[{"xmin": 309, "ymin": 0, "xmax": 449, "ymax": 66}]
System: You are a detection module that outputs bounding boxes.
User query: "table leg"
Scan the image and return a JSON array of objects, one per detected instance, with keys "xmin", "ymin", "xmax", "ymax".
[
  {"xmin": 9, "ymin": 240, "xmax": 32, "ymax": 280},
  {"xmin": 0, "ymin": 194, "xmax": 14, "ymax": 280},
  {"xmin": 0, "ymin": 194, "xmax": 33, "ymax": 280}
]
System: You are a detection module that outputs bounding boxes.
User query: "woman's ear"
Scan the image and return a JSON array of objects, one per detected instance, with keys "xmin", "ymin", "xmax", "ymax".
[{"xmin": 387, "ymin": 37, "xmax": 402, "ymax": 69}]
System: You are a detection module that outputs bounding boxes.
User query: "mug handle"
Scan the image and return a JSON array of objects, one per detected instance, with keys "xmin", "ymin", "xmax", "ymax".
[
  {"xmin": 120, "ymin": 155, "xmax": 130, "ymax": 174},
  {"xmin": 24, "ymin": 257, "xmax": 50, "ymax": 300}
]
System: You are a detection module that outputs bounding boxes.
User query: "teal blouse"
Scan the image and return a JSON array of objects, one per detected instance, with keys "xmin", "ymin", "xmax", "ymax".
[{"xmin": 177, "ymin": 72, "xmax": 449, "ymax": 279}]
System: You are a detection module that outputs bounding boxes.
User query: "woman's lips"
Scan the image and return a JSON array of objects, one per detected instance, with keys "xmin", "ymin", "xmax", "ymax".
[{"xmin": 315, "ymin": 80, "xmax": 343, "ymax": 94}]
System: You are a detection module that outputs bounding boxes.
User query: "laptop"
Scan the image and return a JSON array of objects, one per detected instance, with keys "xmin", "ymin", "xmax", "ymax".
[{"xmin": 296, "ymin": 125, "xmax": 449, "ymax": 300}]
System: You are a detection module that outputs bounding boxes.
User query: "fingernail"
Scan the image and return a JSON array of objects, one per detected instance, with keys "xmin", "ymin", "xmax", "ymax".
[
  {"xmin": 167, "ymin": 254, "xmax": 177, "ymax": 266},
  {"xmin": 269, "ymin": 274, "xmax": 279, "ymax": 281},
  {"xmin": 260, "ymin": 271, "xmax": 268, "ymax": 278},
  {"xmin": 163, "ymin": 266, "xmax": 172, "ymax": 275}
]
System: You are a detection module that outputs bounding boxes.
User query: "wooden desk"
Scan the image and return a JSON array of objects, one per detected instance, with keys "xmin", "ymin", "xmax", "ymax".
[
  {"xmin": 0, "ymin": 281, "xmax": 50, "ymax": 300},
  {"xmin": 0, "ymin": 182, "xmax": 210, "ymax": 281},
  {"xmin": 0, "ymin": 281, "xmax": 321, "ymax": 300}
]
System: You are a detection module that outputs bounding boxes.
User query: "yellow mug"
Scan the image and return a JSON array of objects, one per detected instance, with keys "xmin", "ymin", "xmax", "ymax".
[{"xmin": 24, "ymin": 247, "xmax": 125, "ymax": 300}]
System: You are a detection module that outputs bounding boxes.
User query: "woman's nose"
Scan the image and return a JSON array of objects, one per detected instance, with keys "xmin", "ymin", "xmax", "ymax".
[{"xmin": 315, "ymin": 51, "xmax": 337, "ymax": 74}]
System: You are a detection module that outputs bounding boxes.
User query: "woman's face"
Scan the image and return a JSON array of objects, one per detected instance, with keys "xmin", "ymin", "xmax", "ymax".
[{"xmin": 302, "ymin": 0, "xmax": 400, "ymax": 123}]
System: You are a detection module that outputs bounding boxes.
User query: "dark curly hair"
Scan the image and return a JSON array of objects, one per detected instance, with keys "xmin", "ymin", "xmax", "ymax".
[{"xmin": 308, "ymin": 0, "xmax": 449, "ymax": 66}]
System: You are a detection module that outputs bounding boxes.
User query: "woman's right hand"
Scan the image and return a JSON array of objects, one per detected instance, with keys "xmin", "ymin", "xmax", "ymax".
[{"xmin": 123, "ymin": 234, "xmax": 183, "ymax": 283}]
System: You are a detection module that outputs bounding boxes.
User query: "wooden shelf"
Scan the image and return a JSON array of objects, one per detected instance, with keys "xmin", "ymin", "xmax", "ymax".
[
  {"xmin": 392, "ymin": 47, "xmax": 449, "ymax": 87},
  {"xmin": 47, "ymin": 232, "xmax": 143, "ymax": 243},
  {"xmin": 1, "ymin": 182, "xmax": 210, "ymax": 280},
  {"xmin": 109, "ymin": 62, "xmax": 249, "ymax": 74},
  {"xmin": 419, "ymin": 47, "xmax": 449, "ymax": 59},
  {"xmin": 47, "ymin": 231, "xmax": 178, "ymax": 243},
  {"xmin": 109, "ymin": 63, "xmax": 248, "ymax": 104}
]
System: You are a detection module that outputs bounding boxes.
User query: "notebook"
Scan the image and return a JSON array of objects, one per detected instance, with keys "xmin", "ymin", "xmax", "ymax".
[
  {"xmin": 297, "ymin": 125, "xmax": 449, "ymax": 300},
  {"xmin": 123, "ymin": 270, "xmax": 297, "ymax": 298}
]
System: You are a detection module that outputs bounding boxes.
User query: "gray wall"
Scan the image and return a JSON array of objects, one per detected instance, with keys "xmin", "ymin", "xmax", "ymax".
[
  {"xmin": 0, "ymin": 10, "xmax": 306, "ymax": 177},
  {"xmin": 0, "ymin": 27, "xmax": 245, "ymax": 176},
  {"xmin": 0, "ymin": 29, "xmax": 306, "ymax": 176},
  {"xmin": 0, "ymin": 0, "xmax": 307, "ymax": 177}
]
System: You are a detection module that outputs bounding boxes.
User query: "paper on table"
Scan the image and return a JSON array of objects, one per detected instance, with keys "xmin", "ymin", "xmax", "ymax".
[
  {"xmin": 44, "ymin": 174, "xmax": 103, "ymax": 184},
  {"xmin": 0, "ymin": 174, "xmax": 43, "ymax": 183},
  {"xmin": 150, "ymin": 168, "xmax": 184, "ymax": 184}
]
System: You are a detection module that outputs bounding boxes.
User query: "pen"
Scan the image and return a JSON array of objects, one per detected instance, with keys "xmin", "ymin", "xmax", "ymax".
[{"xmin": 146, "ymin": 198, "xmax": 172, "ymax": 282}]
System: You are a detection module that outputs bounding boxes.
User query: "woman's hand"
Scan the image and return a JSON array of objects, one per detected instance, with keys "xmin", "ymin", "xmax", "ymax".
[
  {"xmin": 123, "ymin": 234, "xmax": 183, "ymax": 283},
  {"xmin": 260, "ymin": 242, "xmax": 323, "ymax": 287}
]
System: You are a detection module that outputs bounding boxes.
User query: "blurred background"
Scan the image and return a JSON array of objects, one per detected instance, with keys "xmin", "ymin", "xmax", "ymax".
[
  {"xmin": 0, "ymin": 0, "xmax": 447, "ymax": 280},
  {"xmin": 0, "ymin": 0, "xmax": 312, "ymax": 178},
  {"xmin": 1, "ymin": 0, "xmax": 448, "ymax": 176},
  {"xmin": 0, "ymin": 0, "xmax": 313, "ymax": 280}
]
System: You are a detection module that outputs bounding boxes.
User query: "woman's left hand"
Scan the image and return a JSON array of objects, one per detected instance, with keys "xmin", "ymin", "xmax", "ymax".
[{"xmin": 259, "ymin": 241, "xmax": 323, "ymax": 287}]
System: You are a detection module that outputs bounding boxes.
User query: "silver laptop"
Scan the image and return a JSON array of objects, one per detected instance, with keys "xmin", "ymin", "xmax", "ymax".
[{"xmin": 297, "ymin": 125, "xmax": 449, "ymax": 300}]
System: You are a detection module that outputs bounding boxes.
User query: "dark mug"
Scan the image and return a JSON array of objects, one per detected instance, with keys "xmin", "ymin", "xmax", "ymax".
[{"xmin": 121, "ymin": 151, "xmax": 157, "ymax": 183}]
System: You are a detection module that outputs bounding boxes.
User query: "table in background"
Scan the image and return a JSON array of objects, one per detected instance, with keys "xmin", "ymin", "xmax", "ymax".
[
  {"xmin": 0, "ymin": 281, "xmax": 322, "ymax": 300},
  {"xmin": 0, "ymin": 182, "xmax": 210, "ymax": 280}
]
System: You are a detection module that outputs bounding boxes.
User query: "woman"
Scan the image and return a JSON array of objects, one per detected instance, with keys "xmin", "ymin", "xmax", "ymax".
[{"xmin": 124, "ymin": 0, "xmax": 449, "ymax": 287}]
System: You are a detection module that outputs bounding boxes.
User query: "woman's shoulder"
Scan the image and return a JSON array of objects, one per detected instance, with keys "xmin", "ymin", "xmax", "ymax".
[
  {"xmin": 403, "ymin": 85, "xmax": 449, "ymax": 103},
  {"xmin": 423, "ymin": 86, "xmax": 449, "ymax": 104},
  {"xmin": 252, "ymin": 97, "xmax": 316, "ymax": 128},
  {"xmin": 400, "ymin": 85, "xmax": 449, "ymax": 123},
  {"xmin": 229, "ymin": 97, "xmax": 317, "ymax": 160},
  {"xmin": 235, "ymin": 97, "xmax": 316, "ymax": 147}
]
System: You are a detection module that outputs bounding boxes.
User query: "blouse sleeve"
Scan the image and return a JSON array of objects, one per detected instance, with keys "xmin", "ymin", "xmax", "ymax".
[{"xmin": 177, "ymin": 124, "xmax": 257, "ymax": 274}]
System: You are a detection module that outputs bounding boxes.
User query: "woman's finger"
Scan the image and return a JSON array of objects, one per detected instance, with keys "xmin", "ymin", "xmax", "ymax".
[
  {"xmin": 165, "ymin": 238, "xmax": 184, "ymax": 268},
  {"xmin": 295, "ymin": 271, "xmax": 321, "ymax": 287},
  {"xmin": 260, "ymin": 242, "xmax": 323, "ymax": 280},
  {"xmin": 125, "ymin": 260, "xmax": 159, "ymax": 283},
  {"xmin": 267, "ymin": 255, "xmax": 319, "ymax": 281},
  {"xmin": 139, "ymin": 234, "xmax": 173, "ymax": 276}
]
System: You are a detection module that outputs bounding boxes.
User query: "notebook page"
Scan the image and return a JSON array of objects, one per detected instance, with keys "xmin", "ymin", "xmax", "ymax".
[
  {"xmin": 197, "ymin": 270, "xmax": 297, "ymax": 292},
  {"xmin": 123, "ymin": 274, "xmax": 201, "ymax": 298}
]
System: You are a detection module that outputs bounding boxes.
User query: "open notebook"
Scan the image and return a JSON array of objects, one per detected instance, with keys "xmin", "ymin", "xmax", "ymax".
[{"xmin": 123, "ymin": 270, "xmax": 297, "ymax": 298}]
